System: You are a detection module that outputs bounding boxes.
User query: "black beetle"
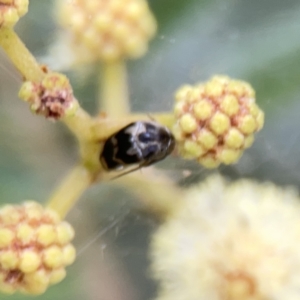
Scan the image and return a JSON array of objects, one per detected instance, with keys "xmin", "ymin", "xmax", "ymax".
[{"xmin": 100, "ymin": 121, "xmax": 175, "ymax": 174}]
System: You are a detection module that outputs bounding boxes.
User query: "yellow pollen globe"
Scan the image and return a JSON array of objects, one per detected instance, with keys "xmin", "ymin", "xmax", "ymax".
[
  {"xmin": 0, "ymin": 201, "xmax": 76, "ymax": 295},
  {"xmin": 56, "ymin": 0, "xmax": 157, "ymax": 63},
  {"xmin": 172, "ymin": 75, "xmax": 264, "ymax": 168}
]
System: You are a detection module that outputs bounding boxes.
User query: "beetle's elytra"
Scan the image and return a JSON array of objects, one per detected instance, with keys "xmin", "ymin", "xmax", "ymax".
[{"xmin": 100, "ymin": 121, "xmax": 175, "ymax": 172}]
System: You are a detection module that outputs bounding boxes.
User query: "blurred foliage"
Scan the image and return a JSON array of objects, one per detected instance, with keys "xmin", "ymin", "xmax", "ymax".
[{"xmin": 1, "ymin": 0, "xmax": 300, "ymax": 299}]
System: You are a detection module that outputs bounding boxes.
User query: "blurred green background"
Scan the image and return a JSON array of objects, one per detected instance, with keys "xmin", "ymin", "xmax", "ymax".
[{"xmin": 1, "ymin": 0, "xmax": 300, "ymax": 299}]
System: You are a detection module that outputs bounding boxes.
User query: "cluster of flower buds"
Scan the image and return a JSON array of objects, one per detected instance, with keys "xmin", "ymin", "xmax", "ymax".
[
  {"xmin": 0, "ymin": 201, "xmax": 75, "ymax": 295},
  {"xmin": 18, "ymin": 72, "xmax": 78, "ymax": 120},
  {"xmin": 56, "ymin": 0, "xmax": 157, "ymax": 63},
  {"xmin": 173, "ymin": 75, "xmax": 264, "ymax": 168}
]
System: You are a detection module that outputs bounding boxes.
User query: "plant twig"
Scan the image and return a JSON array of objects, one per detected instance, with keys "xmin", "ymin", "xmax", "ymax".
[
  {"xmin": 99, "ymin": 60, "xmax": 129, "ymax": 116},
  {"xmin": 91, "ymin": 112, "xmax": 175, "ymax": 141},
  {"xmin": 47, "ymin": 164, "xmax": 92, "ymax": 218},
  {"xmin": 0, "ymin": 28, "xmax": 44, "ymax": 81},
  {"xmin": 116, "ymin": 167, "xmax": 182, "ymax": 218},
  {"xmin": 63, "ymin": 103, "xmax": 94, "ymax": 141}
]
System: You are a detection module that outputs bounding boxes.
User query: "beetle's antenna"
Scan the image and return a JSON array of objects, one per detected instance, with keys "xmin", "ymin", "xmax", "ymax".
[
  {"xmin": 110, "ymin": 166, "xmax": 142, "ymax": 180},
  {"xmin": 147, "ymin": 113, "xmax": 156, "ymax": 122}
]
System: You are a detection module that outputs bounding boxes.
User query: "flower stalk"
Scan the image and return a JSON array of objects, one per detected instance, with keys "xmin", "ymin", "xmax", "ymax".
[
  {"xmin": 99, "ymin": 60, "xmax": 130, "ymax": 116},
  {"xmin": 0, "ymin": 27, "xmax": 44, "ymax": 82},
  {"xmin": 47, "ymin": 164, "xmax": 93, "ymax": 218}
]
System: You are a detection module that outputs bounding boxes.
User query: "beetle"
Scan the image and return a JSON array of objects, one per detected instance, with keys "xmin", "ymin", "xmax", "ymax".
[{"xmin": 100, "ymin": 121, "xmax": 175, "ymax": 175}]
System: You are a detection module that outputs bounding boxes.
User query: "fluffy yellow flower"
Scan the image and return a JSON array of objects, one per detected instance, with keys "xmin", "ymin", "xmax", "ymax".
[{"xmin": 151, "ymin": 176, "xmax": 300, "ymax": 300}]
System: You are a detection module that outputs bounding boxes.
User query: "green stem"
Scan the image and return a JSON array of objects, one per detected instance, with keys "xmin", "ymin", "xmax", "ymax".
[
  {"xmin": 91, "ymin": 112, "xmax": 175, "ymax": 141},
  {"xmin": 62, "ymin": 103, "xmax": 94, "ymax": 141},
  {"xmin": 47, "ymin": 164, "xmax": 92, "ymax": 218},
  {"xmin": 116, "ymin": 168, "xmax": 183, "ymax": 218},
  {"xmin": 99, "ymin": 60, "xmax": 129, "ymax": 116},
  {"xmin": 0, "ymin": 28, "xmax": 44, "ymax": 81}
]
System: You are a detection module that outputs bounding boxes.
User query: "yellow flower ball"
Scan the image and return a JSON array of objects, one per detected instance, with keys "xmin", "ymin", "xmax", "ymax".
[
  {"xmin": 55, "ymin": 0, "xmax": 157, "ymax": 63},
  {"xmin": 0, "ymin": 201, "xmax": 76, "ymax": 295},
  {"xmin": 173, "ymin": 75, "xmax": 264, "ymax": 168}
]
